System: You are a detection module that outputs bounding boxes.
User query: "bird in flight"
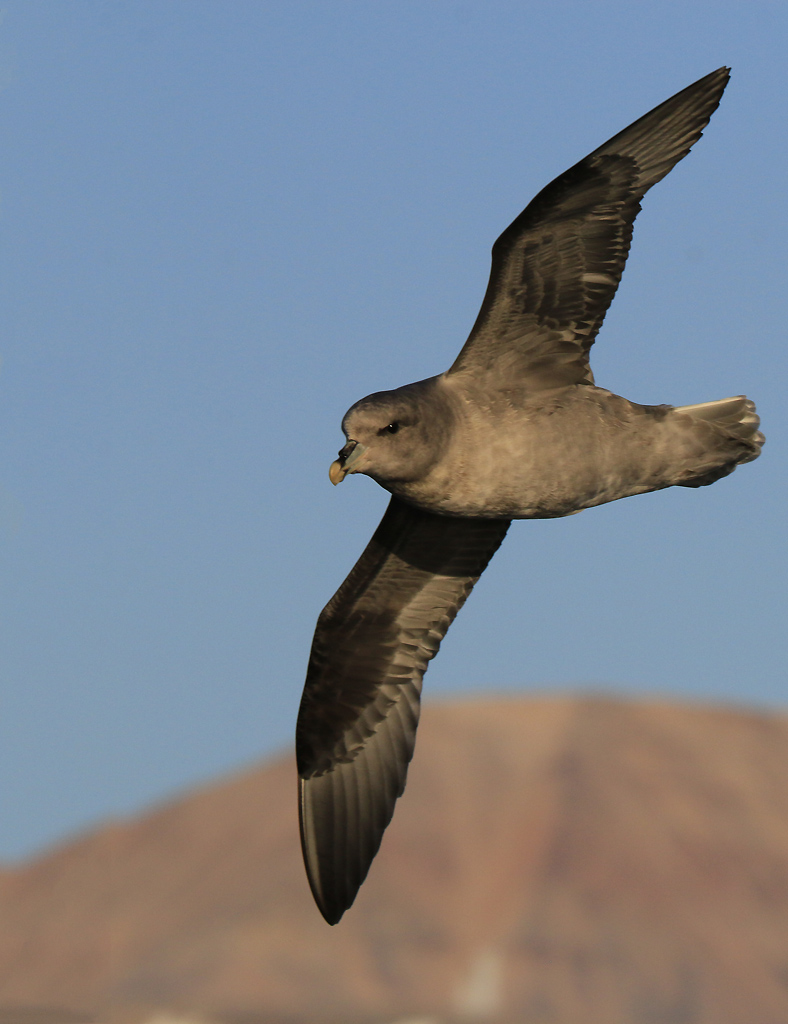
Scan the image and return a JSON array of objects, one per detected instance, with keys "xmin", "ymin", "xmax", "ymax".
[{"xmin": 295, "ymin": 67, "xmax": 763, "ymax": 924}]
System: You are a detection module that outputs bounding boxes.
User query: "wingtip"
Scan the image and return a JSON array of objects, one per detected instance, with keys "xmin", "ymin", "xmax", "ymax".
[
  {"xmin": 319, "ymin": 901, "xmax": 345, "ymax": 926},
  {"xmin": 310, "ymin": 881, "xmax": 347, "ymax": 925},
  {"xmin": 298, "ymin": 774, "xmax": 354, "ymax": 925},
  {"xmin": 695, "ymin": 65, "xmax": 730, "ymax": 101},
  {"xmin": 307, "ymin": 864, "xmax": 346, "ymax": 925},
  {"xmin": 698, "ymin": 66, "xmax": 729, "ymax": 85}
]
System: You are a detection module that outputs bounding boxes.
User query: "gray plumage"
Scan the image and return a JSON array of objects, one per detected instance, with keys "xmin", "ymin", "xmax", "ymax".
[{"xmin": 296, "ymin": 67, "xmax": 763, "ymax": 925}]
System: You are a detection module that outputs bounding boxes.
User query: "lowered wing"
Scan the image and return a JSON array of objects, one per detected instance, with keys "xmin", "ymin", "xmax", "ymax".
[{"xmin": 296, "ymin": 497, "xmax": 510, "ymax": 924}]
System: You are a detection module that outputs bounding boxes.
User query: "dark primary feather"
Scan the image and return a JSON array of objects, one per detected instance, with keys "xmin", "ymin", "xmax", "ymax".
[
  {"xmin": 297, "ymin": 498, "xmax": 509, "ymax": 923},
  {"xmin": 449, "ymin": 67, "xmax": 730, "ymax": 387}
]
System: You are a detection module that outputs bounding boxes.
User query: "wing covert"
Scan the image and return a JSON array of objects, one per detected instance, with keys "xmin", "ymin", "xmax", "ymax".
[{"xmin": 296, "ymin": 497, "xmax": 510, "ymax": 923}]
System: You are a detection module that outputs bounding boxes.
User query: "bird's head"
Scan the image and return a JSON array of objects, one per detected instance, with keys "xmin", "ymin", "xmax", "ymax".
[{"xmin": 329, "ymin": 377, "xmax": 451, "ymax": 487}]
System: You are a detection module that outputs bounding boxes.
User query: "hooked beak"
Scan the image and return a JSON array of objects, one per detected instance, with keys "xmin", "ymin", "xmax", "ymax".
[{"xmin": 329, "ymin": 440, "xmax": 368, "ymax": 485}]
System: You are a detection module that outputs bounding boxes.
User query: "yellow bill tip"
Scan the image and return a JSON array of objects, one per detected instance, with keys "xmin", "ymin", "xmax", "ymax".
[{"xmin": 328, "ymin": 460, "xmax": 346, "ymax": 486}]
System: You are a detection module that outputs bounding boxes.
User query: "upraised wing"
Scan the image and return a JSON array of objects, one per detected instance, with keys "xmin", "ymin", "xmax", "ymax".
[
  {"xmin": 296, "ymin": 497, "xmax": 510, "ymax": 924},
  {"xmin": 448, "ymin": 67, "xmax": 730, "ymax": 388}
]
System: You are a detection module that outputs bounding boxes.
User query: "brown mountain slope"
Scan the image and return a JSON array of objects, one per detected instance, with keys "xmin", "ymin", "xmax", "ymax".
[{"xmin": 2, "ymin": 695, "xmax": 788, "ymax": 1024}]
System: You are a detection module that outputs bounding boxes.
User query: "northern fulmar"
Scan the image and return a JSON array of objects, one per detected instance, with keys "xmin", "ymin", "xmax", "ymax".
[{"xmin": 295, "ymin": 67, "xmax": 763, "ymax": 924}]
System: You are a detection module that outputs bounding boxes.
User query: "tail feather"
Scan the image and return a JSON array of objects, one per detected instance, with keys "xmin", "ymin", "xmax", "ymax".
[{"xmin": 674, "ymin": 395, "xmax": 763, "ymax": 487}]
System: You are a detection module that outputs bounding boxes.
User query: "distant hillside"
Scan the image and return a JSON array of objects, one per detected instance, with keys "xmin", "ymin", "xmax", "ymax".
[{"xmin": 2, "ymin": 695, "xmax": 788, "ymax": 1024}]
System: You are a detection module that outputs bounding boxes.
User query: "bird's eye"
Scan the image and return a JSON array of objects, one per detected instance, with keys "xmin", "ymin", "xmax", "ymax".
[{"xmin": 380, "ymin": 422, "xmax": 400, "ymax": 435}]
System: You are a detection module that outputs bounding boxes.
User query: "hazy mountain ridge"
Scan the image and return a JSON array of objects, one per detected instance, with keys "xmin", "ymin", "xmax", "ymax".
[{"xmin": 2, "ymin": 695, "xmax": 788, "ymax": 1024}]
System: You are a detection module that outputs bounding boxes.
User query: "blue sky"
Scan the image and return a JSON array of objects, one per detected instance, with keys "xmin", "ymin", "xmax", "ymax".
[{"xmin": 0, "ymin": 1, "xmax": 785, "ymax": 861}]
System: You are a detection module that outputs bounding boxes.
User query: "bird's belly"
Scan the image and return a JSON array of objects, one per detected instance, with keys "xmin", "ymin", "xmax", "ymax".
[{"xmin": 400, "ymin": 462, "xmax": 609, "ymax": 519}]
